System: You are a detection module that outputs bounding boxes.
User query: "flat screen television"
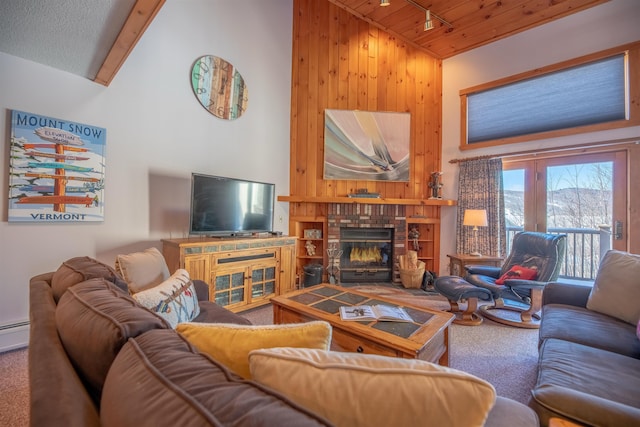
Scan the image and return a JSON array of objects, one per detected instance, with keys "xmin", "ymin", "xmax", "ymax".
[{"xmin": 189, "ymin": 173, "xmax": 275, "ymax": 236}]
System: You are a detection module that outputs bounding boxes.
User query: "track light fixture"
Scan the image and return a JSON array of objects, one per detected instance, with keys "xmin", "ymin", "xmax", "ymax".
[
  {"xmin": 424, "ymin": 9, "xmax": 452, "ymax": 31},
  {"xmin": 389, "ymin": 0, "xmax": 453, "ymax": 32},
  {"xmin": 424, "ymin": 10, "xmax": 434, "ymax": 31}
]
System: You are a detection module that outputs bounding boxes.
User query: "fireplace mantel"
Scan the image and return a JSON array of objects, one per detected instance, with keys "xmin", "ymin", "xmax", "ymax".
[{"xmin": 278, "ymin": 196, "xmax": 456, "ymax": 206}]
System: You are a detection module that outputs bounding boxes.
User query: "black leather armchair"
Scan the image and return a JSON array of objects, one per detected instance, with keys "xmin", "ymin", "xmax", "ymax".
[{"xmin": 465, "ymin": 231, "xmax": 567, "ymax": 328}]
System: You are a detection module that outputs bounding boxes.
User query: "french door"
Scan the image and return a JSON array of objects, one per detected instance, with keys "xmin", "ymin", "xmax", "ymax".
[{"xmin": 503, "ymin": 151, "xmax": 627, "ymax": 279}]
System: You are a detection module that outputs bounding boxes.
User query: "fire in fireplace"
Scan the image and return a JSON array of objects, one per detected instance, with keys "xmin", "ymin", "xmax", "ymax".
[
  {"xmin": 339, "ymin": 228, "xmax": 393, "ymax": 283},
  {"xmin": 349, "ymin": 246, "xmax": 383, "ymax": 264}
]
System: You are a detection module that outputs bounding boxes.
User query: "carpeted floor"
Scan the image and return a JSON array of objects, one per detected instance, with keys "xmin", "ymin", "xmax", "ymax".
[
  {"xmin": 0, "ymin": 347, "xmax": 29, "ymax": 427},
  {"xmin": 0, "ymin": 284, "xmax": 539, "ymax": 426}
]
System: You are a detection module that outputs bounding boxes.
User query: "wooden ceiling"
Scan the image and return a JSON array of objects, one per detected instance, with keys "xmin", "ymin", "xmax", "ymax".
[
  {"xmin": 46, "ymin": 0, "xmax": 610, "ymax": 85},
  {"xmin": 327, "ymin": 0, "xmax": 609, "ymax": 59}
]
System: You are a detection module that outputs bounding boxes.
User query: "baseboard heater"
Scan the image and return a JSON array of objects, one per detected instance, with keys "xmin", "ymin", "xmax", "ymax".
[
  {"xmin": 0, "ymin": 321, "xmax": 30, "ymax": 331},
  {"xmin": 0, "ymin": 320, "xmax": 30, "ymax": 352}
]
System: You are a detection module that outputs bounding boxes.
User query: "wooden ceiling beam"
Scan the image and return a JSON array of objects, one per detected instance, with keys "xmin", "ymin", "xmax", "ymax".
[{"xmin": 93, "ymin": 0, "xmax": 166, "ymax": 86}]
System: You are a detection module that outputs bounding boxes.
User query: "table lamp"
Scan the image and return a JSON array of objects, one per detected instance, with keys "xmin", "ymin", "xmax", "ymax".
[{"xmin": 463, "ymin": 209, "xmax": 488, "ymax": 256}]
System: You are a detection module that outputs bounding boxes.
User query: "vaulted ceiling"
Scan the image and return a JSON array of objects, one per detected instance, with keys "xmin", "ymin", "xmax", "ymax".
[
  {"xmin": 0, "ymin": 0, "xmax": 609, "ymax": 86},
  {"xmin": 0, "ymin": 0, "xmax": 165, "ymax": 86}
]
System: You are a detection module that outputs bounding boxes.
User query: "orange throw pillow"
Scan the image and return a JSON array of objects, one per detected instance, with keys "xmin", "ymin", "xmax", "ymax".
[{"xmin": 495, "ymin": 265, "xmax": 538, "ymax": 285}]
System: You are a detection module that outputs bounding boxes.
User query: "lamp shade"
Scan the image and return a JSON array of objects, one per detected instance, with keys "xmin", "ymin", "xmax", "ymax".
[{"xmin": 463, "ymin": 209, "xmax": 488, "ymax": 227}]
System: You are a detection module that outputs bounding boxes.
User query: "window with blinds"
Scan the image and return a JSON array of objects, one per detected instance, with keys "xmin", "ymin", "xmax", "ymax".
[{"xmin": 465, "ymin": 53, "xmax": 628, "ymax": 144}]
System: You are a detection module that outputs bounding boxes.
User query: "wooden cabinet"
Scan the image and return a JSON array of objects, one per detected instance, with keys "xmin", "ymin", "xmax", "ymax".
[
  {"xmin": 290, "ymin": 217, "xmax": 327, "ymax": 286},
  {"xmin": 279, "ymin": 244, "xmax": 297, "ymax": 294},
  {"xmin": 162, "ymin": 236, "xmax": 297, "ymax": 312},
  {"xmin": 211, "ymin": 250, "xmax": 278, "ymax": 310},
  {"xmin": 183, "ymin": 254, "xmax": 209, "ymax": 282},
  {"xmin": 406, "ymin": 217, "xmax": 440, "ymax": 273}
]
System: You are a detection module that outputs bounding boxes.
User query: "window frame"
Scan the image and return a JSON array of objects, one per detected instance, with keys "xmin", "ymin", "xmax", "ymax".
[{"xmin": 459, "ymin": 41, "xmax": 640, "ymax": 151}]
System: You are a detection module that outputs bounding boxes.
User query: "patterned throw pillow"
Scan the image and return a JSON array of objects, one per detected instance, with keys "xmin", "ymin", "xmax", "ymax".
[
  {"xmin": 495, "ymin": 265, "xmax": 538, "ymax": 285},
  {"xmin": 133, "ymin": 269, "xmax": 200, "ymax": 328}
]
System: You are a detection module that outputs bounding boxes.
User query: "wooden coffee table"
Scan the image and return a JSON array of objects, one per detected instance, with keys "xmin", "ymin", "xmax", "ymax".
[{"xmin": 271, "ymin": 284, "xmax": 455, "ymax": 365}]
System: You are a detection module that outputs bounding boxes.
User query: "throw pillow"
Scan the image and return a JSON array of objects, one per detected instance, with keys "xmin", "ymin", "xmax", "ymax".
[
  {"xmin": 132, "ymin": 269, "xmax": 200, "ymax": 328},
  {"xmin": 495, "ymin": 265, "xmax": 538, "ymax": 285},
  {"xmin": 101, "ymin": 330, "xmax": 332, "ymax": 427},
  {"xmin": 249, "ymin": 347, "xmax": 497, "ymax": 427},
  {"xmin": 115, "ymin": 247, "xmax": 170, "ymax": 293},
  {"xmin": 51, "ymin": 256, "xmax": 129, "ymax": 302},
  {"xmin": 587, "ymin": 250, "xmax": 640, "ymax": 325},
  {"xmin": 56, "ymin": 278, "xmax": 168, "ymax": 402},
  {"xmin": 176, "ymin": 321, "xmax": 332, "ymax": 379}
]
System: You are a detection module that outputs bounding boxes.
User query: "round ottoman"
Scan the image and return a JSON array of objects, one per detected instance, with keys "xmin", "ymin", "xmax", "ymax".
[{"xmin": 434, "ymin": 276, "xmax": 493, "ymax": 325}]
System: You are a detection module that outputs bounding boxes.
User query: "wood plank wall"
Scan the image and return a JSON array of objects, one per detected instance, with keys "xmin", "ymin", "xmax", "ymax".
[{"xmin": 289, "ymin": 0, "xmax": 443, "ymax": 219}]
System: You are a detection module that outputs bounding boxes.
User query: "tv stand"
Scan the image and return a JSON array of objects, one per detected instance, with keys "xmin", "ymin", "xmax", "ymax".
[{"xmin": 161, "ymin": 236, "xmax": 297, "ymax": 312}]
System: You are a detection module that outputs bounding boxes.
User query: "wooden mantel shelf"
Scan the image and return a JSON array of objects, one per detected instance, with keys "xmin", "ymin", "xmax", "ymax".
[{"xmin": 277, "ymin": 195, "xmax": 457, "ymax": 206}]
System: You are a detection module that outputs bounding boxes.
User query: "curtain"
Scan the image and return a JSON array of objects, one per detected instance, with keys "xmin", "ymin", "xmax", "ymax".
[{"xmin": 455, "ymin": 158, "xmax": 506, "ymax": 257}]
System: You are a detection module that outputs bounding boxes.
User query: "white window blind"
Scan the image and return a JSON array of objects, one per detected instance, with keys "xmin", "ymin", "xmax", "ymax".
[{"xmin": 467, "ymin": 54, "xmax": 627, "ymax": 144}]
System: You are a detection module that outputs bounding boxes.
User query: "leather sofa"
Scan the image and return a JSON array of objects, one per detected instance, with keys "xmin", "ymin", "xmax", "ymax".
[
  {"xmin": 29, "ymin": 256, "xmax": 538, "ymax": 427},
  {"xmin": 532, "ymin": 279, "xmax": 640, "ymax": 426}
]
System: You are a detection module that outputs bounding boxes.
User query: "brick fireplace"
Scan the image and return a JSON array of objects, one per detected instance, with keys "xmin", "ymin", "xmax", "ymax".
[{"xmin": 327, "ymin": 203, "xmax": 407, "ymax": 283}]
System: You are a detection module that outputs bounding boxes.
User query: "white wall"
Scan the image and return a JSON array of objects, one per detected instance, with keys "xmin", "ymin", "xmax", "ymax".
[
  {"xmin": 439, "ymin": 0, "xmax": 640, "ymax": 272},
  {"xmin": 0, "ymin": 0, "xmax": 293, "ymax": 350}
]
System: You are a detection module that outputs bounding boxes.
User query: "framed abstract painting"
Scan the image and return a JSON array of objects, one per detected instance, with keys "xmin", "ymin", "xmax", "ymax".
[{"xmin": 323, "ymin": 109, "xmax": 410, "ymax": 181}]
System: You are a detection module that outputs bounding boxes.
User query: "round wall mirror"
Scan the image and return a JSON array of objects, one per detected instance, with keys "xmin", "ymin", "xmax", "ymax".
[{"xmin": 190, "ymin": 55, "xmax": 248, "ymax": 120}]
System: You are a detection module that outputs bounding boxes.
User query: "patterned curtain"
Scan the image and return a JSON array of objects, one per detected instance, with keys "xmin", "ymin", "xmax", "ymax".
[{"xmin": 455, "ymin": 158, "xmax": 506, "ymax": 257}]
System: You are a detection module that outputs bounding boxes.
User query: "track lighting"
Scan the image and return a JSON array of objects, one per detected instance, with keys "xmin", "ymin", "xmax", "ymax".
[
  {"xmin": 404, "ymin": 0, "xmax": 453, "ymax": 31},
  {"xmin": 378, "ymin": 0, "xmax": 453, "ymax": 32},
  {"xmin": 424, "ymin": 10, "xmax": 434, "ymax": 31}
]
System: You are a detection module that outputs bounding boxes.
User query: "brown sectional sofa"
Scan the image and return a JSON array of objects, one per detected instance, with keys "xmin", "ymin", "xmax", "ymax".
[
  {"xmin": 29, "ymin": 257, "xmax": 330, "ymax": 427},
  {"xmin": 29, "ymin": 256, "xmax": 538, "ymax": 427},
  {"xmin": 532, "ymin": 281, "xmax": 640, "ymax": 426}
]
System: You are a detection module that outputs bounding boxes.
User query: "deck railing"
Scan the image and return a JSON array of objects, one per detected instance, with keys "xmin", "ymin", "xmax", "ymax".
[{"xmin": 506, "ymin": 226, "xmax": 610, "ymax": 281}]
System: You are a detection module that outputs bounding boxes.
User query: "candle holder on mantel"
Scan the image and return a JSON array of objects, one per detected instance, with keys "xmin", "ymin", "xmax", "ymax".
[{"xmin": 326, "ymin": 243, "xmax": 343, "ymax": 284}]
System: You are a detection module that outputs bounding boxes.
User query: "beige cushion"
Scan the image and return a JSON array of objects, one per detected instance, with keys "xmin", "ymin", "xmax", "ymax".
[
  {"xmin": 249, "ymin": 347, "xmax": 497, "ymax": 427},
  {"xmin": 115, "ymin": 247, "xmax": 170, "ymax": 293},
  {"xmin": 176, "ymin": 321, "xmax": 332, "ymax": 379},
  {"xmin": 587, "ymin": 250, "xmax": 640, "ymax": 325},
  {"xmin": 132, "ymin": 269, "xmax": 200, "ymax": 328}
]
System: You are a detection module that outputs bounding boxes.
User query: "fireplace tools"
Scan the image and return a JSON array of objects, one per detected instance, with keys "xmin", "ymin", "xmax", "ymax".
[{"xmin": 326, "ymin": 243, "xmax": 343, "ymax": 284}]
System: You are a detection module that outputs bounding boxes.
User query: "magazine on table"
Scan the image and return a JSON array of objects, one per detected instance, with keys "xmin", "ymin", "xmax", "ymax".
[{"xmin": 339, "ymin": 304, "xmax": 413, "ymax": 322}]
